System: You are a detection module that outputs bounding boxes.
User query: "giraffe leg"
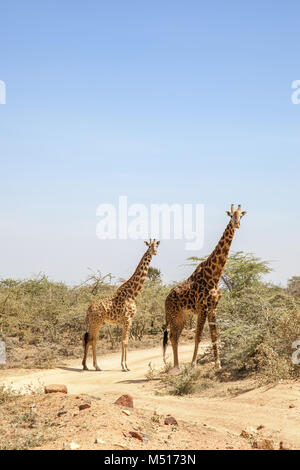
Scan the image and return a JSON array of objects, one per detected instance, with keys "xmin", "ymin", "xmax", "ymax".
[
  {"xmin": 191, "ymin": 312, "xmax": 206, "ymax": 367},
  {"xmin": 82, "ymin": 332, "xmax": 91, "ymax": 370},
  {"xmin": 170, "ymin": 337, "xmax": 179, "ymax": 370},
  {"xmin": 121, "ymin": 320, "xmax": 132, "ymax": 372},
  {"xmin": 91, "ymin": 324, "xmax": 102, "ymax": 371},
  {"xmin": 92, "ymin": 338, "xmax": 101, "ymax": 371},
  {"xmin": 208, "ymin": 309, "xmax": 221, "ymax": 370},
  {"xmin": 82, "ymin": 323, "xmax": 102, "ymax": 371},
  {"xmin": 124, "ymin": 341, "xmax": 129, "ymax": 371},
  {"xmin": 169, "ymin": 318, "xmax": 186, "ymax": 370}
]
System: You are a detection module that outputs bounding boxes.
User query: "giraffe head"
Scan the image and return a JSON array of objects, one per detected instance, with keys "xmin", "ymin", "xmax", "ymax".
[
  {"xmin": 226, "ymin": 204, "xmax": 246, "ymax": 229},
  {"xmin": 144, "ymin": 238, "xmax": 160, "ymax": 255}
]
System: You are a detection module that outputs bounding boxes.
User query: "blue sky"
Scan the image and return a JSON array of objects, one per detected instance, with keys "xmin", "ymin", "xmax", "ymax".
[{"xmin": 0, "ymin": 1, "xmax": 300, "ymax": 285}]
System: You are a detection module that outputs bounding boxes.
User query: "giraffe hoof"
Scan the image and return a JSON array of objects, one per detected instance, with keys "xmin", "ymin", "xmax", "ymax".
[
  {"xmin": 95, "ymin": 366, "xmax": 102, "ymax": 371},
  {"xmin": 82, "ymin": 365, "xmax": 88, "ymax": 371}
]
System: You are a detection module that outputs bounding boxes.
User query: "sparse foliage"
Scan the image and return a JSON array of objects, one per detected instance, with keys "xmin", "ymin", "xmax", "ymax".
[
  {"xmin": 1, "ymin": 252, "xmax": 300, "ymax": 386},
  {"xmin": 186, "ymin": 251, "xmax": 272, "ymax": 294},
  {"xmin": 146, "ymin": 267, "xmax": 162, "ymax": 282}
]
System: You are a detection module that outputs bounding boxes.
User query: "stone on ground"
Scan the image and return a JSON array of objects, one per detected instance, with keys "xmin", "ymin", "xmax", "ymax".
[
  {"xmin": 114, "ymin": 394, "xmax": 134, "ymax": 408},
  {"xmin": 44, "ymin": 384, "xmax": 67, "ymax": 394}
]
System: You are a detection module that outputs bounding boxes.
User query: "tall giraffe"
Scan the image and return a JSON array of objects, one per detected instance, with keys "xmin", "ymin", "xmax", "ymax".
[
  {"xmin": 82, "ymin": 239, "xmax": 160, "ymax": 371},
  {"xmin": 163, "ymin": 205, "xmax": 246, "ymax": 371}
]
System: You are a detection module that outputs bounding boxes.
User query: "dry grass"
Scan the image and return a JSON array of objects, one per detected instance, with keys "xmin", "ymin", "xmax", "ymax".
[
  {"xmin": 0, "ymin": 273, "xmax": 170, "ymax": 369},
  {"xmin": 1, "ymin": 253, "xmax": 300, "ymax": 387}
]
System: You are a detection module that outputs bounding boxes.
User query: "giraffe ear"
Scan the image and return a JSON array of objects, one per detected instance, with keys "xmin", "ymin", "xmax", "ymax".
[
  {"xmin": 157, "ymin": 241, "xmax": 160, "ymax": 245},
  {"xmin": 144, "ymin": 241, "xmax": 149, "ymax": 246},
  {"xmin": 226, "ymin": 211, "xmax": 231, "ymax": 217},
  {"xmin": 241, "ymin": 211, "xmax": 247, "ymax": 217}
]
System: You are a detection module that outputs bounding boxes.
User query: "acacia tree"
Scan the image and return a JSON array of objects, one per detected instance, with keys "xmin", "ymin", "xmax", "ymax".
[
  {"xmin": 186, "ymin": 251, "xmax": 272, "ymax": 294},
  {"xmin": 146, "ymin": 267, "xmax": 162, "ymax": 283}
]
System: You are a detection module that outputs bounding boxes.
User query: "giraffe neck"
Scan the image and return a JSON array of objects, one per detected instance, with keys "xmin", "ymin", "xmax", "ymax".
[
  {"xmin": 117, "ymin": 249, "xmax": 153, "ymax": 298},
  {"xmin": 204, "ymin": 220, "xmax": 235, "ymax": 282},
  {"xmin": 193, "ymin": 220, "xmax": 235, "ymax": 284}
]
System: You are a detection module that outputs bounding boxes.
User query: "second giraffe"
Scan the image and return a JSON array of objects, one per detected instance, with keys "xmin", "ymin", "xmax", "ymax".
[{"xmin": 163, "ymin": 204, "xmax": 246, "ymax": 371}]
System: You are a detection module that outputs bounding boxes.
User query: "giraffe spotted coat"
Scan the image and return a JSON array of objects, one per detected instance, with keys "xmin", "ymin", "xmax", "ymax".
[
  {"xmin": 163, "ymin": 205, "xmax": 246, "ymax": 370},
  {"xmin": 82, "ymin": 239, "xmax": 160, "ymax": 371}
]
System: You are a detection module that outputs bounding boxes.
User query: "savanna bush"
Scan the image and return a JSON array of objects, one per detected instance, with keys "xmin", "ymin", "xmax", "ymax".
[
  {"xmin": 188, "ymin": 252, "xmax": 300, "ymax": 383},
  {"xmin": 1, "ymin": 252, "xmax": 300, "ymax": 384}
]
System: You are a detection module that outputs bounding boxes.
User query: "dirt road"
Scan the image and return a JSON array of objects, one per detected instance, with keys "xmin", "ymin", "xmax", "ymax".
[{"xmin": 1, "ymin": 343, "xmax": 300, "ymax": 449}]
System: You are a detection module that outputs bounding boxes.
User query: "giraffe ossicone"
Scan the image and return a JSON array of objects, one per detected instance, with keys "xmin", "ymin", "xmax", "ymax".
[{"xmin": 82, "ymin": 239, "xmax": 160, "ymax": 372}]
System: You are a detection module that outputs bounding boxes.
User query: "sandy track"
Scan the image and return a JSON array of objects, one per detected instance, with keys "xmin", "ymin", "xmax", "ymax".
[{"xmin": 1, "ymin": 343, "xmax": 300, "ymax": 449}]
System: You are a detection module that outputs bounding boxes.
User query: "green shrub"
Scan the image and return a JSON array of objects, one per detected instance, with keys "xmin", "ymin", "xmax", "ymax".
[
  {"xmin": 216, "ymin": 285, "xmax": 300, "ymax": 380},
  {"xmin": 164, "ymin": 366, "xmax": 215, "ymax": 396}
]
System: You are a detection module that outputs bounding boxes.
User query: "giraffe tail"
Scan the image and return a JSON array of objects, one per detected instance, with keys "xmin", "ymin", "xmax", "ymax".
[
  {"xmin": 83, "ymin": 332, "xmax": 89, "ymax": 348},
  {"xmin": 163, "ymin": 325, "xmax": 169, "ymax": 364},
  {"xmin": 83, "ymin": 311, "xmax": 90, "ymax": 348}
]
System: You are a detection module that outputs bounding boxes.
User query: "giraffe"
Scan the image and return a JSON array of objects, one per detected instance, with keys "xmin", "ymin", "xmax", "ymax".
[
  {"xmin": 163, "ymin": 204, "xmax": 246, "ymax": 371},
  {"xmin": 82, "ymin": 239, "xmax": 160, "ymax": 372}
]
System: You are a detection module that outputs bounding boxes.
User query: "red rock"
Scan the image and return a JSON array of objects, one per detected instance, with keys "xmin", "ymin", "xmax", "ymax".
[
  {"xmin": 79, "ymin": 403, "xmax": 91, "ymax": 411},
  {"xmin": 129, "ymin": 431, "xmax": 143, "ymax": 441},
  {"xmin": 289, "ymin": 404, "xmax": 295, "ymax": 409},
  {"xmin": 164, "ymin": 415, "xmax": 178, "ymax": 426},
  {"xmin": 44, "ymin": 384, "xmax": 67, "ymax": 394},
  {"xmin": 114, "ymin": 394, "xmax": 134, "ymax": 408}
]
